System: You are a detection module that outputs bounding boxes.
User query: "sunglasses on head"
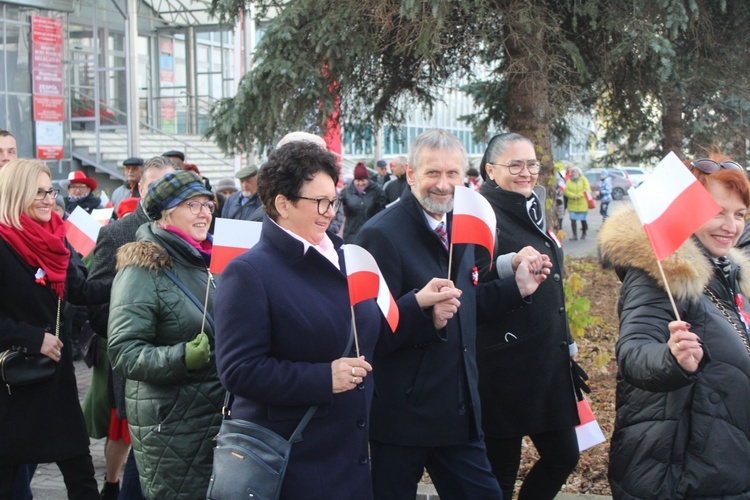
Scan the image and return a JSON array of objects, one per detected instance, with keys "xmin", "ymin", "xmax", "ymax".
[{"xmin": 690, "ymin": 158, "xmax": 744, "ymax": 174}]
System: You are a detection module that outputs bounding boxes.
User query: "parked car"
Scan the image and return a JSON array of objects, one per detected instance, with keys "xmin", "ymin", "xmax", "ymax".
[
  {"xmin": 620, "ymin": 167, "xmax": 649, "ymax": 187},
  {"xmin": 584, "ymin": 168, "xmax": 633, "ymax": 200}
]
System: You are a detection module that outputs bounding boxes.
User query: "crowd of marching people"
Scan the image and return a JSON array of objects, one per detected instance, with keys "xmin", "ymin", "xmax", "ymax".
[{"xmin": 1, "ymin": 124, "xmax": 750, "ymax": 500}]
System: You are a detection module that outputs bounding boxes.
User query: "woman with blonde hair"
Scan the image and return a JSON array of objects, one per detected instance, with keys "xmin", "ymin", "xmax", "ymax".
[{"xmin": 0, "ymin": 159, "xmax": 110, "ymax": 498}]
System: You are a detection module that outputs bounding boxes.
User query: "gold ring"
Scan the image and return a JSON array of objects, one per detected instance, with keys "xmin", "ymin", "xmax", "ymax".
[
  {"xmin": 351, "ymin": 367, "xmax": 356, "ymax": 376},
  {"xmin": 352, "ymin": 377, "xmax": 357, "ymax": 384},
  {"xmin": 676, "ymin": 342, "xmax": 681, "ymax": 349}
]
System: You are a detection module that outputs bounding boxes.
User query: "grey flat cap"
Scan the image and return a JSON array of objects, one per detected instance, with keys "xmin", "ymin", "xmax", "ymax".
[{"xmin": 235, "ymin": 165, "xmax": 259, "ymax": 180}]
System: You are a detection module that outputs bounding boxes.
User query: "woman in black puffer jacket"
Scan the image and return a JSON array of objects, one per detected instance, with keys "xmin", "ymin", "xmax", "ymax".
[
  {"xmin": 599, "ymin": 157, "xmax": 750, "ymax": 499},
  {"xmin": 340, "ymin": 163, "xmax": 385, "ymax": 243}
]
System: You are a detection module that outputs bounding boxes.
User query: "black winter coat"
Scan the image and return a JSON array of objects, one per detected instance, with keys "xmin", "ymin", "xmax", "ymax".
[
  {"xmin": 0, "ymin": 238, "xmax": 111, "ymax": 464},
  {"xmin": 600, "ymin": 209, "xmax": 750, "ymax": 499},
  {"xmin": 64, "ymin": 193, "xmax": 102, "ymax": 214},
  {"xmin": 383, "ymin": 175, "xmax": 408, "ymax": 204},
  {"xmin": 341, "ymin": 181, "xmax": 385, "ymax": 243},
  {"xmin": 476, "ymin": 181, "xmax": 579, "ymax": 438},
  {"xmin": 355, "ymin": 189, "xmax": 527, "ymax": 446}
]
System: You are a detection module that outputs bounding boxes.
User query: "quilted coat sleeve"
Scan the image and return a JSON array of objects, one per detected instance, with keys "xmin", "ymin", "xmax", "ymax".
[
  {"xmin": 616, "ymin": 268, "xmax": 696, "ymax": 392},
  {"xmin": 108, "ymin": 266, "xmax": 190, "ymax": 385}
]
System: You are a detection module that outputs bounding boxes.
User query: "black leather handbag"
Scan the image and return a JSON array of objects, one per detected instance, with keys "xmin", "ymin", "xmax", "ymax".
[
  {"xmin": 1, "ymin": 298, "xmax": 60, "ymax": 394},
  {"xmin": 205, "ymin": 394, "xmax": 317, "ymax": 500},
  {"xmin": 206, "ymin": 327, "xmax": 355, "ymax": 500}
]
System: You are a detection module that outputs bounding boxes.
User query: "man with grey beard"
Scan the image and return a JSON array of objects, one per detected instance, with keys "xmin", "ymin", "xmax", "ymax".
[{"xmin": 355, "ymin": 129, "xmax": 549, "ymax": 500}]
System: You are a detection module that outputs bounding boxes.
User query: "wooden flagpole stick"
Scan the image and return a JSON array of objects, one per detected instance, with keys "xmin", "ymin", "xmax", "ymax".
[
  {"xmin": 447, "ymin": 243, "xmax": 454, "ymax": 280},
  {"xmin": 350, "ymin": 306, "xmax": 361, "ymax": 358},
  {"xmin": 656, "ymin": 259, "xmax": 682, "ymax": 322}
]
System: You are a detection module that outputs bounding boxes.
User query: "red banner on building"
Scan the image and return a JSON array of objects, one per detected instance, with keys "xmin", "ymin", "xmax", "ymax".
[{"xmin": 31, "ymin": 16, "xmax": 65, "ymax": 160}]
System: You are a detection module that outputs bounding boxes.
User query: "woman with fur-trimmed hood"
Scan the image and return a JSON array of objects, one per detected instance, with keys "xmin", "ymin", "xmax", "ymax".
[
  {"xmin": 599, "ymin": 157, "xmax": 750, "ymax": 499},
  {"xmin": 107, "ymin": 171, "xmax": 222, "ymax": 499}
]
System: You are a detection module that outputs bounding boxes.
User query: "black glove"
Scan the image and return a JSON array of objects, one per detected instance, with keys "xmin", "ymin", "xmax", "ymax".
[{"xmin": 571, "ymin": 359, "xmax": 591, "ymax": 401}]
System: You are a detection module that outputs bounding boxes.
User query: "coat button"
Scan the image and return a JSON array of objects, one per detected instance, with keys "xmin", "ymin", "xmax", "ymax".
[
  {"xmin": 357, "ymin": 382, "xmax": 365, "ymax": 391},
  {"xmin": 553, "ymin": 273, "xmax": 561, "ymax": 281},
  {"xmin": 559, "ymin": 341, "xmax": 568, "ymax": 350},
  {"xmin": 545, "ymin": 241, "xmax": 551, "ymax": 247},
  {"xmin": 357, "ymin": 418, "xmax": 366, "ymax": 428},
  {"xmin": 559, "ymin": 307, "xmax": 565, "ymax": 315},
  {"xmin": 709, "ymin": 392, "xmax": 721, "ymax": 404},
  {"xmin": 359, "ymin": 456, "xmax": 368, "ymax": 465}
]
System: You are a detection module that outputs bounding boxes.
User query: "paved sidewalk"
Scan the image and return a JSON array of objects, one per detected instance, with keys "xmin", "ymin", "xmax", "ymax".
[
  {"xmin": 562, "ymin": 198, "xmax": 631, "ymax": 259},
  {"xmin": 31, "ymin": 364, "xmax": 612, "ymax": 499}
]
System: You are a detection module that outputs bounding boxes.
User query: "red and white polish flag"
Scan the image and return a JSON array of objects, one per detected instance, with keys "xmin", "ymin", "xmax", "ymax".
[
  {"xmin": 452, "ymin": 185, "xmax": 496, "ymax": 260},
  {"xmin": 211, "ymin": 218, "xmax": 262, "ymax": 274},
  {"xmin": 342, "ymin": 244, "xmax": 399, "ymax": 333},
  {"xmin": 99, "ymin": 190, "xmax": 114, "ymax": 209},
  {"xmin": 64, "ymin": 206, "xmax": 102, "ymax": 257},
  {"xmin": 575, "ymin": 398, "xmax": 606, "ymax": 451},
  {"xmin": 630, "ymin": 151, "xmax": 721, "ymax": 261},
  {"xmin": 92, "ymin": 207, "xmax": 114, "ymax": 226}
]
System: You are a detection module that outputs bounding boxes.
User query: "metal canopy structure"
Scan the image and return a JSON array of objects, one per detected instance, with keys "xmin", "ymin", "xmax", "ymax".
[
  {"xmin": 119, "ymin": 0, "xmax": 234, "ymax": 157},
  {"xmin": 142, "ymin": 0, "xmax": 218, "ymax": 27}
]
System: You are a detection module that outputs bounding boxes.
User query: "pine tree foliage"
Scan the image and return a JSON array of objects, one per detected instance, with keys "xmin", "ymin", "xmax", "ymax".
[{"xmin": 205, "ymin": 0, "xmax": 750, "ymax": 170}]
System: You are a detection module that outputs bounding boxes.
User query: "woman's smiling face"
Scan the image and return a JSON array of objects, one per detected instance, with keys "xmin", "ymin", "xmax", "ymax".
[
  {"xmin": 27, "ymin": 172, "xmax": 55, "ymax": 223},
  {"xmin": 694, "ymin": 179, "xmax": 747, "ymax": 258}
]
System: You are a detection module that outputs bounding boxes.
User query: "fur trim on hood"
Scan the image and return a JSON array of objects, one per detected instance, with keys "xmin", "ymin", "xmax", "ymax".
[
  {"xmin": 598, "ymin": 206, "xmax": 750, "ymax": 302},
  {"xmin": 116, "ymin": 241, "xmax": 172, "ymax": 271}
]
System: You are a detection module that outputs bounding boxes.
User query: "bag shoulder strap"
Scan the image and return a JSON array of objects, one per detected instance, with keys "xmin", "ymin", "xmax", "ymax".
[
  {"xmin": 222, "ymin": 322, "xmax": 357, "ymax": 443},
  {"xmin": 163, "ymin": 268, "xmax": 215, "ymax": 332}
]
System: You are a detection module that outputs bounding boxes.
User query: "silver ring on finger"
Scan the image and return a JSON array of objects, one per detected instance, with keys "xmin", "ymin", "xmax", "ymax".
[
  {"xmin": 676, "ymin": 342, "xmax": 681, "ymax": 349},
  {"xmin": 351, "ymin": 367, "xmax": 356, "ymax": 376}
]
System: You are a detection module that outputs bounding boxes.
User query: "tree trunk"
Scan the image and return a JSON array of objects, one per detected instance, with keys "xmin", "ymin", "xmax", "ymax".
[
  {"xmin": 661, "ymin": 95, "xmax": 684, "ymax": 159},
  {"xmin": 503, "ymin": 1, "xmax": 557, "ymax": 225}
]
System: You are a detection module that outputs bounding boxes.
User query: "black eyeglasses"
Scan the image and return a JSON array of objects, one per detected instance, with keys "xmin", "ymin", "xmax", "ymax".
[
  {"xmin": 184, "ymin": 200, "xmax": 216, "ymax": 214},
  {"xmin": 690, "ymin": 158, "xmax": 744, "ymax": 174},
  {"xmin": 35, "ymin": 188, "xmax": 60, "ymax": 200},
  {"xmin": 295, "ymin": 196, "xmax": 340, "ymax": 215},
  {"xmin": 489, "ymin": 160, "xmax": 541, "ymax": 175}
]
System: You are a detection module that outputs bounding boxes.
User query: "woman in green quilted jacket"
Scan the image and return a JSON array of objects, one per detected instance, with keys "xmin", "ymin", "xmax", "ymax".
[{"xmin": 108, "ymin": 171, "xmax": 223, "ymax": 499}]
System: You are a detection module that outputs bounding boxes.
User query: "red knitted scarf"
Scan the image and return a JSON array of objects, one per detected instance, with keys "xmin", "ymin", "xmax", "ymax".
[{"xmin": 0, "ymin": 212, "xmax": 69, "ymax": 298}]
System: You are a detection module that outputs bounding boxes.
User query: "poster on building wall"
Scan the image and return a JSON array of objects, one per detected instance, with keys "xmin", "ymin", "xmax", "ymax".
[
  {"xmin": 35, "ymin": 121, "xmax": 64, "ymax": 159},
  {"xmin": 31, "ymin": 15, "xmax": 64, "ymax": 159},
  {"xmin": 159, "ymin": 38, "xmax": 176, "ymax": 134}
]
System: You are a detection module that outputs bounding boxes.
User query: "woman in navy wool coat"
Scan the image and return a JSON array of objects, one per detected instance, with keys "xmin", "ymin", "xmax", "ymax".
[{"xmin": 214, "ymin": 140, "xmax": 460, "ymax": 499}]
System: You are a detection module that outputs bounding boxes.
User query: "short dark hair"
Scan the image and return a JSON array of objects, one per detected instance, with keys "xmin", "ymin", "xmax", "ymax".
[
  {"xmin": 0, "ymin": 129, "xmax": 14, "ymax": 138},
  {"xmin": 258, "ymin": 141, "xmax": 339, "ymax": 221}
]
